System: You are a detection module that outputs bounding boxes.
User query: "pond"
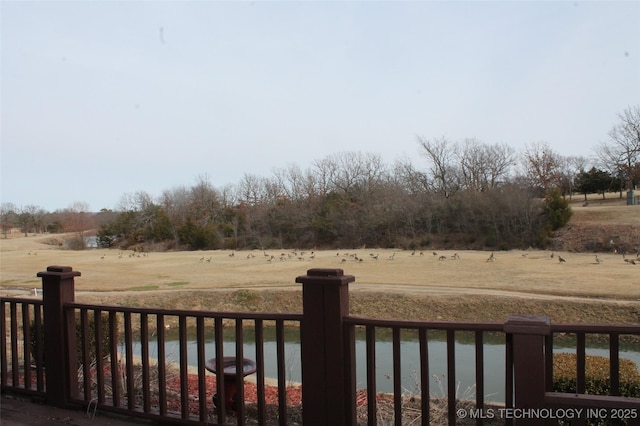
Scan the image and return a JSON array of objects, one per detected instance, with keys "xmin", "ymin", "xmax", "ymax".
[{"xmin": 126, "ymin": 328, "xmax": 640, "ymax": 404}]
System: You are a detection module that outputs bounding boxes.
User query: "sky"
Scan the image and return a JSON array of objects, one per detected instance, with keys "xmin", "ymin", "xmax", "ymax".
[{"xmin": 1, "ymin": 1, "xmax": 639, "ymax": 212}]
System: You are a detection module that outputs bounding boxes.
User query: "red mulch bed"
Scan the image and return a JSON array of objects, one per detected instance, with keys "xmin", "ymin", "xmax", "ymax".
[
  {"xmin": 13, "ymin": 368, "xmax": 389, "ymax": 424},
  {"xmin": 165, "ymin": 373, "xmax": 302, "ymax": 416}
]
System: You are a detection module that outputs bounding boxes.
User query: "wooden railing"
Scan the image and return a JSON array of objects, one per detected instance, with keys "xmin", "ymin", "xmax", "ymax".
[
  {"xmin": 544, "ymin": 324, "xmax": 640, "ymax": 426},
  {"xmin": 342, "ymin": 316, "xmax": 506, "ymax": 426},
  {"xmin": 2, "ymin": 266, "xmax": 639, "ymax": 425}
]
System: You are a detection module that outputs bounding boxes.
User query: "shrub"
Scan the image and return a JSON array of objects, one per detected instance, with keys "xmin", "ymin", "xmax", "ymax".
[
  {"xmin": 65, "ymin": 233, "xmax": 87, "ymax": 250},
  {"xmin": 542, "ymin": 188, "xmax": 573, "ymax": 231},
  {"xmin": 553, "ymin": 352, "xmax": 640, "ymax": 398},
  {"xmin": 31, "ymin": 312, "xmax": 116, "ymax": 366}
]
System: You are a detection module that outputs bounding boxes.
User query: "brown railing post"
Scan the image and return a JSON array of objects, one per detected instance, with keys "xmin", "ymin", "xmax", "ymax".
[
  {"xmin": 37, "ymin": 266, "xmax": 81, "ymax": 407},
  {"xmin": 296, "ymin": 268, "xmax": 355, "ymax": 426},
  {"xmin": 504, "ymin": 314, "xmax": 551, "ymax": 425}
]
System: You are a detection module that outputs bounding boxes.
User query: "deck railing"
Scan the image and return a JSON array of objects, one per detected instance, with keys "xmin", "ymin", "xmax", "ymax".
[
  {"xmin": 343, "ymin": 316, "xmax": 507, "ymax": 426},
  {"xmin": 2, "ymin": 266, "xmax": 639, "ymax": 425},
  {"xmin": 64, "ymin": 303, "xmax": 302, "ymax": 425},
  {"xmin": 544, "ymin": 323, "xmax": 640, "ymax": 424}
]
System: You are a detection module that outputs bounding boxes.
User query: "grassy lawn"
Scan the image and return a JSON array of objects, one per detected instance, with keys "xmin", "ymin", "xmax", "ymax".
[{"xmin": 1, "ymin": 196, "xmax": 638, "ymax": 324}]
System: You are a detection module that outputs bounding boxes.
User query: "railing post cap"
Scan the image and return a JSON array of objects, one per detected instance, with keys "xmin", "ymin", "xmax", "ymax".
[
  {"xmin": 37, "ymin": 265, "xmax": 81, "ymax": 278},
  {"xmin": 295, "ymin": 268, "xmax": 355, "ymax": 285},
  {"xmin": 504, "ymin": 314, "xmax": 551, "ymax": 335}
]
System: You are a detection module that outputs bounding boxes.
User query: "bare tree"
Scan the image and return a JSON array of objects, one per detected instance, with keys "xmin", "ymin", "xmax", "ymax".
[
  {"xmin": 55, "ymin": 202, "xmax": 95, "ymax": 249},
  {"xmin": 341, "ymin": 151, "xmax": 387, "ymax": 195},
  {"xmin": 238, "ymin": 173, "xmax": 268, "ymax": 206},
  {"xmin": 1, "ymin": 202, "xmax": 17, "ymax": 237},
  {"xmin": 456, "ymin": 139, "xmax": 515, "ymax": 191},
  {"xmin": 457, "ymin": 138, "xmax": 487, "ymax": 191},
  {"xmin": 262, "ymin": 175, "xmax": 286, "ymax": 205},
  {"xmin": 310, "ymin": 156, "xmax": 339, "ymax": 195},
  {"xmin": 134, "ymin": 191, "xmax": 155, "ymax": 212},
  {"xmin": 484, "ymin": 142, "xmax": 517, "ymax": 189},
  {"xmin": 597, "ymin": 105, "xmax": 640, "ymax": 194},
  {"xmin": 219, "ymin": 183, "xmax": 240, "ymax": 208},
  {"xmin": 160, "ymin": 186, "xmax": 191, "ymax": 228},
  {"xmin": 417, "ymin": 136, "xmax": 457, "ymax": 196},
  {"xmin": 271, "ymin": 164, "xmax": 311, "ymax": 201},
  {"xmin": 15, "ymin": 205, "xmax": 36, "ymax": 236},
  {"xmin": 63, "ymin": 202, "xmax": 92, "ymax": 233},
  {"xmin": 558, "ymin": 155, "xmax": 590, "ymax": 199},
  {"xmin": 118, "ymin": 191, "xmax": 158, "ymax": 213},
  {"xmin": 392, "ymin": 156, "xmax": 429, "ymax": 194},
  {"xmin": 30, "ymin": 206, "xmax": 48, "ymax": 234},
  {"xmin": 311, "ymin": 152, "xmax": 386, "ymax": 196},
  {"xmin": 118, "ymin": 193, "xmax": 137, "ymax": 212},
  {"xmin": 189, "ymin": 175, "xmax": 222, "ymax": 225},
  {"xmin": 521, "ymin": 142, "xmax": 563, "ymax": 193}
]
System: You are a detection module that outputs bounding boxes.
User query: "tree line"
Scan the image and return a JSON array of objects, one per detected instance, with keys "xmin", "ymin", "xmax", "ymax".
[
  {"xmin": 2, "ymin": 106, "xmax": 638, "ymax": 251},
  {"xmin": 93, "ymin": 155, "xmax": 572, "ymax": 251}
]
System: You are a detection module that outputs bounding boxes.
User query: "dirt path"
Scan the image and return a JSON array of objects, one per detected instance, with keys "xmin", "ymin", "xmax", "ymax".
[{"xmin": 4, "ymin": 281, "xmax": 637, "ymax": 307}]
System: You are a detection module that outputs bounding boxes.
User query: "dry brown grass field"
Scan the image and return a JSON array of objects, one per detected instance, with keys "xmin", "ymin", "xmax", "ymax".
[{"xmin": 1, "ymin": 196, "xmax": 639, "ymax": 324}]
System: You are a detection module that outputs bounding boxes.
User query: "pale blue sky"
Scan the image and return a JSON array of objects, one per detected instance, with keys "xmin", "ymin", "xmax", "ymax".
[{"xmin": 2, "ymin": 0, "xmax": 639, "ymax": 212}]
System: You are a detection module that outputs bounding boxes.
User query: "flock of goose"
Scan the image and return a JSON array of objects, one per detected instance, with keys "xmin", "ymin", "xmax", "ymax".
[
  {"xmin": 85, "ymin": 247, "xmax": 639, "ymax": 266},
  {"xmin": 208, "ymin": 249, "xmax": 640, "ymax": 266}
]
